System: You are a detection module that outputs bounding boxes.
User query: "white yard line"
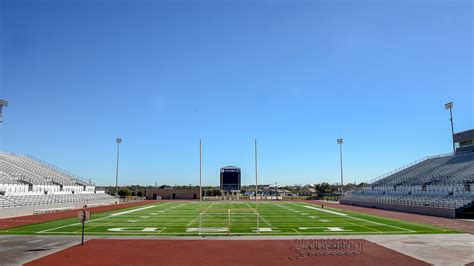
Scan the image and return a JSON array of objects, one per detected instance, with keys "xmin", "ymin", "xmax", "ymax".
[
  {"xmin": 38, "ymin": 203, "xmax": 166, "ymax": 234},
  {"xmin": 42, "ymin": 231, "xmax": 169, "ymax": 235},
  {"xmin": 245, "ymin": 202, "xmax": 272, "ymax": 227},
  {"xmin": 82, "ymin": 221, "xmax": 113, "ymax": 232},
  {"xmin": 110, "ymin": 205, "xmax": 156, "ymax": 216},
  {"xmin": 187, "ymin": 202, "xmax": 215, "ymax": 227},
  {"xmin": 301, "ymin": 205, "xmax": 348, "ymax": 216},
  {"xmin": 345, "ymin": 220, "xmax": 383, "ymax": 233},
  {"xmin": 204, "ymin": 202, "xmax": 216, "ymax": 212},
  {"xmin": 348, "ymin": 216, "xmax": 416, "ymax": 233},
  {"xmin": 290, "ymin": 202, "xmax": 415, "ymax": 233},
  {"xmin": 37, "ymin": 216, "xmax": 111, "ymax": 233},
  {"xmin": 38, "ymin": 223, "xmax": 81, "ymax": 233}
]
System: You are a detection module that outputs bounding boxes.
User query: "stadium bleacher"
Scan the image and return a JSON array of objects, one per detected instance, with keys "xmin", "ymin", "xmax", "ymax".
[
  {"xmin": 341, "ymin": 151, "xmax": 474, "ymax": 218},
  {"xmin": 0, "ymin": 152, "xmax": 115, "ymax": 215}
]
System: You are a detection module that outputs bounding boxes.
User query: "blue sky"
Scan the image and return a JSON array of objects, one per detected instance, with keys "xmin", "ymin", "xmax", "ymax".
[{"xmin": 0, "ymin": 0, "xmax": 472, "ymax": 186}]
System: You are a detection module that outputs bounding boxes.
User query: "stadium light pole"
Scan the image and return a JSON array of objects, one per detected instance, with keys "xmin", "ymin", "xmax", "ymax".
[
  {"xmin": 444, "ymin": 102, "xmax": 455, "ymax": 153},
  {"xmin": 255, "ymin": 139, "xmax": 258, "ymax": 207},
  {"xmin": 0, "ymin": 99, "xmax": 8, "ymax": 123},
  {"xmin": 199, "ymin": 138, "xmax": 202, "ymax": 212},
  {"xmin": 255, "ymin": 138, "xmax": 259, "ymax": 233},
  {"xmin": 115, "ymin": 137, "xmax": 122, "ymax": 197},
  {"xmin": 337, "ymin": 138, "xmax": 344, "ymax": 196}
]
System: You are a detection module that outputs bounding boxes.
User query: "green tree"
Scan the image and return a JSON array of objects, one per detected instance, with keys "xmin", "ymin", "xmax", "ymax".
[
  {"xmin": 117, "ymin": 188, "xmax": 132, "ymax": 197},
  {"xmin": 315, "ymin": 183, "xmax": 334, "ymax": 194}
]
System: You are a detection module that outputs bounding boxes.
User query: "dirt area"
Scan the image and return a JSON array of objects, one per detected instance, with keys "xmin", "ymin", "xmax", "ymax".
[
  {"xmin": 306, "ymin": 200, "xmax": 474, "ymax": 234},
  {"xmin": 0, "ymin": 200, "xmax": 154, "ymax": 230},
  {"xmin": 25, "ymin": 239, "xmax": 429, "ymax": 266}
]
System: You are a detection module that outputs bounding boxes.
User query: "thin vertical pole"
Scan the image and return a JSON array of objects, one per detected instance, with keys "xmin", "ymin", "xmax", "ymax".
[
  {"xmin": 228, "ymin": 208, "xmax": 231, "ymax": 236},
  {"xmin": 199, "ymin": 213, "xmax": 202, "ymax": 236},
  {"xmin": 449, "ymin": 108, "xmax": 455, "ymax": 153},
  {"xmin": 115, "ymin": 141, "xmax": 120, "ymax": 197},
  {"xmin": 81, "ymin": 210, "xmax": 85, "ymax": 246},
  {"xmin": 339, "ymin": 142, "xmax": 344, "ymax": 196},
  {"xmin": 199, "ymin": 138, "xmax": 202, "ymax": 212},
  {"xmin": 255, "ymin": 139, "xmax": 258, "ymax": 208},
  {"xmin": 255, "ymin": 138, "xmax": 259, "ymax": 234},
  {"xmin": 81, "ymin": 221, "xmax": 85, "ymax": 245}
]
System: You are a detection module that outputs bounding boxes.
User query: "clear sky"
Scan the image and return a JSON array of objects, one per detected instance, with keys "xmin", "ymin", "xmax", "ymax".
[{"xmin": 0, "ymin": 0, "xmax": 472, "ymax": 186}]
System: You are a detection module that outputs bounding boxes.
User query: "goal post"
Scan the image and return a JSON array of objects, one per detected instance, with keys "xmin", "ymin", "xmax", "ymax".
[{"xmin": 198, "ymin": 209, "xmax": 260, "ymax": 235}]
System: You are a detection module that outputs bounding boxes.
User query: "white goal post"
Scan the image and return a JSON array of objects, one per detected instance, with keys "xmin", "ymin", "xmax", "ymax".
[{"xmin": 198, "ymin": 210, "xmax": 261, "ymax": 236}]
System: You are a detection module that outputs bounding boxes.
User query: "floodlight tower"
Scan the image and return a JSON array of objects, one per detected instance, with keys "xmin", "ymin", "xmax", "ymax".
[
  {"xmin": 199, "ymin": 138, "xmax": 202, "ymax": 211},
  {"xmin": 337, "ymin": 138, "xmax": 344, "ymax": 196},
  {"xmin": 254, "ymin": 138, "xmax": 259, "ymax": 233},
  {"xmin": 0, "ymin": 99, "xmax": 9, "ymax": 123},
  {"xmin": 444, "ymin": 102, "xmax": 455, "ymax": 153},
  {"xmin": 255, "ymin": 139, "xmax": 258, "ymax": 208},
  {"xmin": 115, "ymin": 137, "xmax": 122, "ymax": 197}
]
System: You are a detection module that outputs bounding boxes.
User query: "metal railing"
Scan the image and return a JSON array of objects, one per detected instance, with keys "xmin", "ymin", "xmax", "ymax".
[
  {"xmin": 8, "ymin": 174, "xmax": 51, "ymax": 186},
  {"xmin": 366, "ymin": 152, "xmax": 453, "ymax": 185},
  {"xmin": 24, "ymin": 154, "xmax": 94, "ymax": 186}
]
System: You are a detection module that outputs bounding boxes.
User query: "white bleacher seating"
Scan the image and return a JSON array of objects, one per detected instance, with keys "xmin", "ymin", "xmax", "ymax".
[
  {"xmin": 343, "ymin": 152, "xmax": 474, "ymax": 210},
  {"xmin": 0, "ymin": 152, "xmax": 115, "ymax": 209}
]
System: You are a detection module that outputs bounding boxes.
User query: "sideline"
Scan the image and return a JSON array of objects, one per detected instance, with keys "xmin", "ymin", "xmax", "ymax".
[
  {"xmin": 291, "ymin": 202, "xmax": 415, "ymax": 233},
  {"xmin": 110, "ymin": 206, "xmax": 157, "ymax": 217},
  {"xmin": 301, "ymin": 205, "xmax": 349, "ymax": 216},
  {"xmin": 38, "ymin": 204, "xmax": 161, "ymax": 234}
]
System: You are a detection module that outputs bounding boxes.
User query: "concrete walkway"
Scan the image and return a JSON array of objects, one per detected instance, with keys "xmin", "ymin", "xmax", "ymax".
[{"xmin": 0, "ymin": 235, "xmax": 79, "ymax": 266}]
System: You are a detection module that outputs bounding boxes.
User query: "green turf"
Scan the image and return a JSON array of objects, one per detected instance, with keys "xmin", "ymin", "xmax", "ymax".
[{"xmin": 0, "ymin": 201, "xmax": 460, "ymax": 236}]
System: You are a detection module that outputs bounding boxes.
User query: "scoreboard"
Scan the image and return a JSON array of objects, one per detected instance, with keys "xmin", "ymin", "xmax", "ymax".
[{"xmin": 220, "ymin": 166, "xmax": 241, "ymax": 191}]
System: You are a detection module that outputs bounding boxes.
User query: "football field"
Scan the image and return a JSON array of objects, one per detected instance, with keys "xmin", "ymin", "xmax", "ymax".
[{"xmin": 0, "ymin": 201, "xmax": 459, "ymax": 236}]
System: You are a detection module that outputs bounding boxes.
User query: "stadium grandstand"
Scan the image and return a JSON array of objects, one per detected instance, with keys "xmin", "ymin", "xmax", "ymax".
[
  {"xmin": 0, "ymin": 152, "xmax": 116, "ymax": 218},
  {"xmin": 341, "ymin": 129, "xmax": 474, "ymax": 218}
]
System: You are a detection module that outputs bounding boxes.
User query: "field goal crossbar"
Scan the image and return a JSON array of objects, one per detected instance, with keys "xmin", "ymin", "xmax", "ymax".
[{"xmin": 198, "ymin": 209, "xmax": 261, "ymax": 236}]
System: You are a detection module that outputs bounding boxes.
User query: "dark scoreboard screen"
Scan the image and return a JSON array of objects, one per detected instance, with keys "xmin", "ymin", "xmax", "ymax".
[
  {"xmin": 222, "ymin": 172, "xmax": 239, "ymax": 186},
  {"xmin": 220, "ymin": 168, "xmax": 241, "ymax": 190}
]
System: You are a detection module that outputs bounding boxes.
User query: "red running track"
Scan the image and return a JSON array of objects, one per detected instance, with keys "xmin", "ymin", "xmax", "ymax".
[{"xmin": 26, "ymin": 239, "xmax": 428, "ymax": 266}]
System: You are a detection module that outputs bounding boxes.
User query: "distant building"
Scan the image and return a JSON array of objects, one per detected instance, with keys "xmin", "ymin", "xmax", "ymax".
[
  {"xmin": 146, "ymin": 188, "xmax": 200, "ymax": 200},
  {"xmin": 260, "ymin": 185, "xmax": 292, "ymax": 196},
  {"xmin": 299, "ymin": 186, "xmax": 317, "ymax": 196}
]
